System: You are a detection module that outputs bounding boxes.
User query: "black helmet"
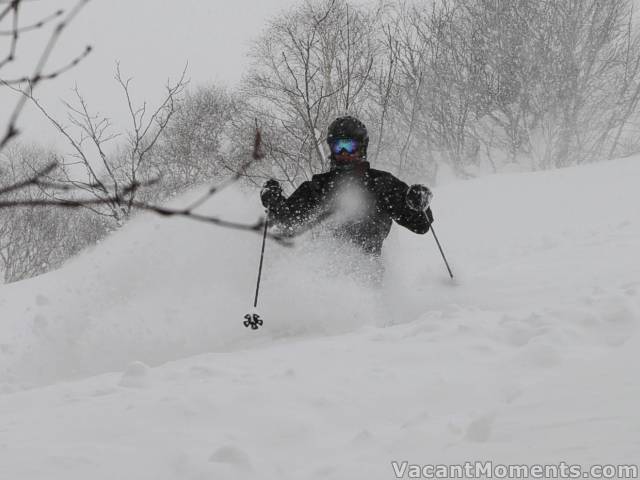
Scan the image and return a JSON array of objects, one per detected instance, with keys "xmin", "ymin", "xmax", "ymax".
[{"xmin": 326, "ymin": 116, "xmax": 369, "ymax": 158}]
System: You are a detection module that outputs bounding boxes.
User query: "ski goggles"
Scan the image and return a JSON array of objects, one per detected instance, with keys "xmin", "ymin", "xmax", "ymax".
[{"xmin": 330, "ymin": 138, "xmax": 360, "ymax": 155}]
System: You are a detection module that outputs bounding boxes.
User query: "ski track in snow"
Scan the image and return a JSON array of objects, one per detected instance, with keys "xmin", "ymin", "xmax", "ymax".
[{"xmin": 0, "ymin": 157, "xmax": 639, "ymax": 479}]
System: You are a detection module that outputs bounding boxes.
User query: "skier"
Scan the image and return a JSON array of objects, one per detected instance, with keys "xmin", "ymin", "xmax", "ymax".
[{"xmin": 260, "ymin": 116, "xmax": 434, "ymax": 258}]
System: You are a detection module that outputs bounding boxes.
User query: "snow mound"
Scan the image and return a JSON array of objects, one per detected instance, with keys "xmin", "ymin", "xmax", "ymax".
[
  {"xmin": 1, "ymin": 157, "xmax": 639, "ymax": 390},
  {"xmin": 0, "ymin": 157, "xmax": 639, "ymax": 479}
]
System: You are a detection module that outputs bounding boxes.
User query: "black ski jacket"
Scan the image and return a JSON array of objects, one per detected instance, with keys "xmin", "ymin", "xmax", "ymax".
[{"xmin": 266, "ymin": 162, "xmax": 432, "ymax": 255}]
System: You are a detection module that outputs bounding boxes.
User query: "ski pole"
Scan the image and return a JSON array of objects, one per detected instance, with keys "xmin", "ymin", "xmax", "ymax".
[
  {"xmin": 430, "ymin": 223, "xmax": 454, "ymax": 280},
  {"xmin": 243, "ymin": 212, "xmax": 269, "ymax": 330},
  {"xmin": 253, "ymin": 213, "xmax": 269, "ymax": 308}
]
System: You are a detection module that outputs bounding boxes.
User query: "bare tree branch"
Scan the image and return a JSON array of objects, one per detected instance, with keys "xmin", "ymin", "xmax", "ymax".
[
  {"xmin": 0, "ymin": 0, "xmax": 92, "ymax": 150},
  {"xmin": 2, "ymin": 45, "xmax": 92, "ymax": 84},
  {"xmin": 0, "ymin": 8, "xmax": 63, "ymax": 35}
]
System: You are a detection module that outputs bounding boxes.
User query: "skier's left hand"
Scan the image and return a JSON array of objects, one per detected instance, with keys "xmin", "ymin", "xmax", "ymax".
[{"xmin": 406, "ymin": 184, "xmax": 433, "ymax": 212}]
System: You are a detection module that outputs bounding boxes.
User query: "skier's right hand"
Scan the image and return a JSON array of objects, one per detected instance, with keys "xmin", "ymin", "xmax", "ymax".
[{"xmin": 260, "ymin": 179, "xmax": 283, "ymax": 208}]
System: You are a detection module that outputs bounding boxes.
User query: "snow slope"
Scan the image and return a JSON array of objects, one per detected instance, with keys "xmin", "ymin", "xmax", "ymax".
[{"xmin": 0, "ymin": 157, "xmax": 639, "ymax": 479}]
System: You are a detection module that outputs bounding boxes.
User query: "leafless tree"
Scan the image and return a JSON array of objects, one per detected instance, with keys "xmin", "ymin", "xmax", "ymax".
[
  {"xmin": 0, "ymin": 127, "xmax": 290, "ymax": 248},
  {"xmin": 5, "ymin": 65, "xmax": 187, "ymax": 222},
  {"xmin": 242, "ymin": 0, "xmax": 381, "ymax": 184},
  {"xmin": 383, "ymin": 0, "xmax": 640, "ymax": 175},
  {"xmin": 366, "ymin": 9, "xmax": 401, "ymax": 165},
  {"xmin": 0, "ymin": 143, "xmax": 110, "ymax": 282},
  {"xmin": 143, "ymin": 84, "xmax": 241, "ymax": 197},
  {"xmin": 441, "ymin": 0, "xmax": 640, "ymax": 169},
  {"xmin": 547, "ymin": 0, "xmax": 640, "ymax": 166},
  {"xmin": 0, "ymin": 0, "xmax": 92, "ymax": 151},
  {"xmin": 0, "ymin": 1, "xmax": 279, "ymax": 248}
]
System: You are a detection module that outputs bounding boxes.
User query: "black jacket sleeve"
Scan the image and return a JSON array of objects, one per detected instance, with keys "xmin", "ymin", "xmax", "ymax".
[
  {"xmin": 266, "ymin": 179, "xmax": 324, "ymax": 232},
  {"xmin": 379, "ymin": 173, "xmax": 432, "ymax": 234}
]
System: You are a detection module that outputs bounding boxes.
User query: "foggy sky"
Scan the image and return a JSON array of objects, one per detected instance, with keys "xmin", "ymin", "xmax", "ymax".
[{"xmin": 1, "ymin": 0, "xmax": 297, "ymax": 147}]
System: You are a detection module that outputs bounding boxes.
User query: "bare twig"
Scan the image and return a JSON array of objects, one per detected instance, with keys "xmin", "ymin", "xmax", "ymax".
[
  {"xmin": 0, "ymin": 0, "xmax": 20, "ymax": 70},
  {"xmin": 0, "ymin": 0, "xmax": 92, "ymax": 150},
  {"xmin": 0, "ymin": 161, "xmax": 57, "ymax": 195},
  {"xmin": 184, "ymin": 120, "xmax": 265, "ymax": 212},
  {"xmin": 2, "ymin": 45, "xmax": 92, "ymax": 84},
  {"xmin": 0, "ymin": 8, "xmax": 63, "ymax": 35},
  {"xmin": 0, "ymin": 119, "xmax": 289, "ymax": 246},
  {"xmin": 0, "ymin": 192, "xmax": 291, "ymax": 245}
]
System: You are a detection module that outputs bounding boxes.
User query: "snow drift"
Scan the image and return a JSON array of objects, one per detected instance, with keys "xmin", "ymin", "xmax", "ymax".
[{"xmin": 0, "ymin": 157, "xmax": 639, "ymax": 479}]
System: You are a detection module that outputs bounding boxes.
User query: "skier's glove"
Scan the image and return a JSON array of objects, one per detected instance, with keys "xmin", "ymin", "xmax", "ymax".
[
  {"xmin": 406, "ymin": 184, "xmax": 433, "ymax": 212},
  {"xmin": 260, "ymin": 179, "xmax": 283, "ymax": 208}
]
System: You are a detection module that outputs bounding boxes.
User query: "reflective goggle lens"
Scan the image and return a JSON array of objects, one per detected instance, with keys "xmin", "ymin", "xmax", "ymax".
[{"xmin": 330, "ymin": 138, "xmax": 359, "ymax": 155}]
